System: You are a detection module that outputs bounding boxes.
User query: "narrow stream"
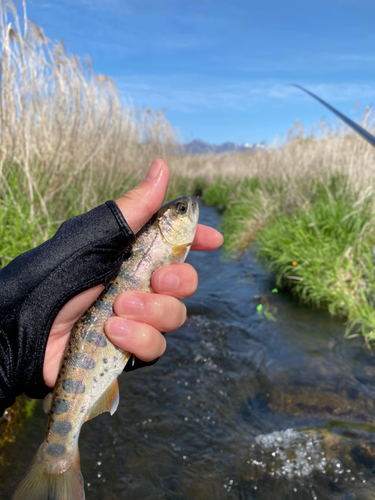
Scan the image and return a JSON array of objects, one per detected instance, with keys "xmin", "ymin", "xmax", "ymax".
[{"xmin": 2, "ymin": 204, "xmax": 375, "ymax": 499}]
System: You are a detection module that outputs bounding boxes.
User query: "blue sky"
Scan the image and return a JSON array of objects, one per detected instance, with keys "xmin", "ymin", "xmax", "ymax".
[{"xmin": 26, "ymin": 0, "xmax": 375, "ymax": 145}]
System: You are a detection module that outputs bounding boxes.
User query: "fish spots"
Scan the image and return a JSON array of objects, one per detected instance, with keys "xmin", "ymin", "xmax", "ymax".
[
  {"xmin": 81, "ymin": 330, "xmax": 107, "ymax": 347},
  {"xmin": 95, "ymin": 301, "xmax": 113, "ymax": 314},
  {"xmin": 103, "ymin": 358, "xmax": 108, "ymax": 364},
  {"xmin": 51, "ymin": 421, "xmax": 72, "ymax": 436},
  {"xmin": 62, "ymin": 379, "xmax": 85, "ymax": 394},
  {"xmin": 118, "ymin": 268, "xmax": 131, "ymax": 279},
  {"xmin": 81, "ymin": 312, "xmax": 97, "ymax": 325},
  {"xmin": 106, "ymin": 284, "xmax": 119, "ymax": 295},
  {"xmin": 93, "ymin": 377, "xmax": 98, "ymax": 383},
  {"xmin": 46, "ymin": 444, "xmax": 66, "ymax": 457},
  {"xmin": 69, "ymin": 353, "xmax": 95, "ymax": 370},
  {"xmin": 54, "ymin": 399, "xmax": 70, "ymax": 415},
  {"xmin": 100, "ymin": 373, "xmax": 104, "ymax": 377}
]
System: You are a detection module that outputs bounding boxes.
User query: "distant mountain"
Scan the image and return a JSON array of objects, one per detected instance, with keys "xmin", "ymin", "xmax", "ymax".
[{"xmin": 183, "ymin": 139, "xmax": 264, "ymax": 155}]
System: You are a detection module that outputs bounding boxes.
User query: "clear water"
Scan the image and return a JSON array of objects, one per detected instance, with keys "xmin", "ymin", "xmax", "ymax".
[{"xmin": 2, "ymin": 205, "xmax": 375, "ymax": 499}]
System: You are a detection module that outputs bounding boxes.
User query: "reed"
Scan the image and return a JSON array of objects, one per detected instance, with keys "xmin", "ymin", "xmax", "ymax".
[{"xmin": 0, "ymin": 0, "xmax": 178, "ymax": 265}]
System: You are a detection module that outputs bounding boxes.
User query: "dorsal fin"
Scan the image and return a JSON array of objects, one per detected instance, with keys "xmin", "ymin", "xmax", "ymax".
[{"xmin": 293, "ymin": 84, "xmax": 375, "ymax": 149}]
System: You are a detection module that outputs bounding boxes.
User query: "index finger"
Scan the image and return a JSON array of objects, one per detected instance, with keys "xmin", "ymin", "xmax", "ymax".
[{"xmin": 191, "ymin": 224, "xmax": 223, "ymax": 251}]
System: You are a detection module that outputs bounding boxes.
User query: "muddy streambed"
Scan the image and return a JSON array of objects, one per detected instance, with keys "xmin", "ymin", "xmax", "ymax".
[{"xmin": 2, "ymin": 205, "xmax": 375, "ymax": 499}]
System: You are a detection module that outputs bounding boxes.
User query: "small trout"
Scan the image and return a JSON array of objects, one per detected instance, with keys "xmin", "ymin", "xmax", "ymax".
[{"xmin": 13, "ymin": 196, "xmax": 199, "ymax": 500}]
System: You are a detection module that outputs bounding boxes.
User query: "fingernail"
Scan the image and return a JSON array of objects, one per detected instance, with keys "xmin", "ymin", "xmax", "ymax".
[
  {"xmin": 120, "ymin": 295, "xmax": 144, "ymax": 315},
  {"xmin": 107, "ymin": 318, "xmax": 131, "ymax": 337},
  {"xmin": 158, "ymin": 271, "xmax": 180, "ymax": 291},
  {"xmin": 145, "ymin": 160, "xmax": 161, "ymax": 181}
]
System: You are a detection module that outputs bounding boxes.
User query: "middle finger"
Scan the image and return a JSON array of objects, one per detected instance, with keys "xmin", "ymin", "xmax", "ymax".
[{"xmin": 151, "ymin": 263, "xmax": 198, "ymax": 298}]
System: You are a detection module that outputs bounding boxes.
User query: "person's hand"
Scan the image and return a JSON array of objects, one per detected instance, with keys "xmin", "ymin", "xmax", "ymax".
[{"xmin": 43, "ymin": 159, "xmax": 223, "ymax": 388}]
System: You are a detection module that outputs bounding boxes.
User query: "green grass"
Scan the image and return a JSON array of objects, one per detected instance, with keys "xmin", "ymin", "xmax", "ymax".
[
  {"xmin": 196, "ymin": 174, "xmax": 375, "ymax": 341},
  {"xmin": 0, "ymin": 164, "xmax": 50, "ymax": 267},
  {"xmin": 257, "ymin": 181, "xmax": 375, "ymax": 330},
  {"xmin": 0, "ymin": 201, "xmax": 45, "ymax": 267},
  {"xmin": 203, "ymin": 177, "xmax": 284, "ymax": 250}
]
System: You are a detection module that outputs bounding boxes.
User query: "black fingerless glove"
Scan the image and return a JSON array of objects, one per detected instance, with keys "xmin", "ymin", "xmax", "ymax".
[{"xmin": 0, "ymin": 201, "xmax": 154, "ymax": 416}]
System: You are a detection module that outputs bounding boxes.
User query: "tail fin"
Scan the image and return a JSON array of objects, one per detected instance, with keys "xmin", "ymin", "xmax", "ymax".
[{"xmin": 12, "ymin": 443, "xmax": 85, "ymax": 500}]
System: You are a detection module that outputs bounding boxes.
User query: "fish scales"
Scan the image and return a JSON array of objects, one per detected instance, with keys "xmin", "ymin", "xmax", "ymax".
[
  {"xmin": 13, "ymin": 196, "xmax": 199, "ymax": 500},
  {"xmin": 44, "ymin": 214, "xmax": 178, "ymax": 463}
]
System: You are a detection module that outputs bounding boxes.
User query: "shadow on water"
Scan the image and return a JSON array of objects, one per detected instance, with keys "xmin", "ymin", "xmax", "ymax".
[{"xmin": 2, "ymin": 204, "xmax": 375, "ymax": 499}]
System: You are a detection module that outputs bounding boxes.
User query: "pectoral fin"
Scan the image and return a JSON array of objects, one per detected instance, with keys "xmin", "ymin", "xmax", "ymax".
[
  {"xmin": 172, "ymin": 243, "xmax": 191, "ymax": 259},
  {"xmin": 42, "ymin": 392, "xmax": 53, "ymax": 414},
  {"xmin": 85, "ymin": 379, "xmax": 119, "ymax": 422}
]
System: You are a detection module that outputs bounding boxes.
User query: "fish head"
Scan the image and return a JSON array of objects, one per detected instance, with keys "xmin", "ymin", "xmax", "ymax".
[{"xmin": 156, "ymin": 196, "xmax": 199, "ymax": 260}]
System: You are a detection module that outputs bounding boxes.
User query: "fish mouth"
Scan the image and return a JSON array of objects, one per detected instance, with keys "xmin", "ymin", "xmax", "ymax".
[
  {"xmin": 188, "ymin": 197, "xmax": 199, "ymax": 245},
  {"xmin": 189, "ymin": 196, "xmax": 199, "ymax": 222}
]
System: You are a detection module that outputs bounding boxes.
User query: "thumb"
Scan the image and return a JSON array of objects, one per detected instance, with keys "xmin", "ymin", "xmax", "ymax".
[{"xmin": 115, "ymin": 158, "xmax": 170, "ymax": 234}]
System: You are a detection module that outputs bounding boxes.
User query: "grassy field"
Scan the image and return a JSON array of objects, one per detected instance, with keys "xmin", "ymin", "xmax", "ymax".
[
  {"xmin": 176, "ymin": 129, "xmax": 375, "ymax": 341},
  {"xmin": 2, "ymin": 0, "xmax": 375, "ymax": 347}
]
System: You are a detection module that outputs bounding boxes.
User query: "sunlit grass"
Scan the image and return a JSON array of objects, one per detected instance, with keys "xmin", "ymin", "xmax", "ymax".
[
  {"xmin": 198, "ymin": 172, "xmax": 375, "ymax": 340},
  {"xmin": 257, "ymin": 177, "xmax": 375, "ymax": 337}
]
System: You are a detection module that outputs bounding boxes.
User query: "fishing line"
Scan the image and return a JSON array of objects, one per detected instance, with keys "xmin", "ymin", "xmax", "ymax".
[
  {"xmin": 200, "ymin": 328, "xmax": 239, "ymax": 365},
  {"xmin": 191, "ymin": 308, "xmax": 243, "ymax": 370},
  {"xmin": 196, "ymin": 295, "xmax": 278, "ymax": 368}
]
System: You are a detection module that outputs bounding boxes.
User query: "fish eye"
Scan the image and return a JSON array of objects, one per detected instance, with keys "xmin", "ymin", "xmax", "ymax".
[{"xmin": 175, "ymin": 201, "xmax": 188, "ymax": 215}]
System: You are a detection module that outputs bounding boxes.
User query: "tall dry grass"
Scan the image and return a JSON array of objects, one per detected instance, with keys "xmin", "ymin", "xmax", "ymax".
[
  {"xmin": 173, "ymin": 118, "xmax": 375, "ymax": 187},
  {"xmin": 171, "ymin": 117, "xmax": 375, "ymax": 240},
  {"xmin": 0, "ymin": 0, "xmax": 177, "ymax": 258}
]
